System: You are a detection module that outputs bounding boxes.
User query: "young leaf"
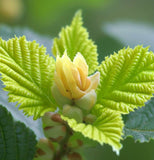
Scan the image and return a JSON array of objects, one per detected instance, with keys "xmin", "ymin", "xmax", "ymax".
[
  {"xmin": 0, "ymin": 105, "xmax": 37, "ymax": 160},
  {"xmin": 97, "ymin": 46, "xmax": 154, "ymax": 113},
  {"xmin": 61, "ymin": 107, "xmax": 124, "ymax": 154},
  {"xmin": 52, "ymin": 10, "xmax": 98, "ymax": 74},
  {"xmin": 0, "ymin": 84, "xmax": 44, "ymax": 139},
  {"xmin": 0, "ymin": 36, "xmax": 56, "ymax": 119},
  {"xmin": 123, "ymin": 97, "xmax": 154, "ymax": 142}
]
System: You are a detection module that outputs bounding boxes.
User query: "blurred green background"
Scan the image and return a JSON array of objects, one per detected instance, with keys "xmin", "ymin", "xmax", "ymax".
[{"xmin": 0, "ymin": 0, "xmax": 154, "ymax": 159}]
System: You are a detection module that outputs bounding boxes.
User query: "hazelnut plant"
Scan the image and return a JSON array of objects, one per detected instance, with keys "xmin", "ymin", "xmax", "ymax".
[{"xmin": 0, "ymin": 11, "xmax": 154, "ymax": 160}]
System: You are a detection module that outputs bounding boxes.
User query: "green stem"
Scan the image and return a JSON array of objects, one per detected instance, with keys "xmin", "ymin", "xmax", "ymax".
[{"xmin": 53, "ymin": 125, "xmax": 73, "ymax": 160}]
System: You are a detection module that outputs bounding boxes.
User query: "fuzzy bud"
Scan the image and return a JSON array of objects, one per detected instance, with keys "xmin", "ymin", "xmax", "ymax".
[
  {"xmin": 75, "ymin": 89, "xmax": 97, "ymax": 111},
  {"xmin": 44, "ymin": 125, "xmax": 67, "ymax": 142},
  {"xmin": 34, "ymin": 138, "xmax": 54, "ymax": 160},
  {"xmin": 42, "ymin": 112, "xmax": 63, "ymax": 127},
  {"xmin": 42, "ymin": 112, "xmax": 66, "ymax": 142},
  {"xmin": 54, "ymin": 52, "xmax": 100, "ymax": 100},
  {"xmin": 84, "ymin": 114, "xmax": 97, "ymax": 124},
  {"xmin": 63, "ymin": 105, "xmax": 83, "ymax": 123},
  {"xmin": 52, "ymin": 84, "xmax": 72, "ymax": 107}
]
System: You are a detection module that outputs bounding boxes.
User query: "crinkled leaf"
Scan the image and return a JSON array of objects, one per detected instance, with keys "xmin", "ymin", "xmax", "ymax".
[
  {"xmin": 0, "ymin": 36, "xmax": 56, "ymax": 119},
  {"xmin": 97, "ymin": 46, "xmax": 154, "ymax": 113},
  {"xmin": 0, "ymin": 26, "xmax": 48, "ymax": 138},
  {"xmin": 52, "ymin": 10, "xmax": 98, "ymax": 74},
  {"xmin": 0, "ymin": 105, "xmax": 37, "ymax": 160},
  {"xmin": 0, "ymin": 81, "xmax": 44, "ymax": 139},
  {"xmin": 123, "ymin": 97, "xmax": 154, "ymax": 142},
  {"xmin": 62, "ymin": 107, "xmax": 124, "ymax": 154}
]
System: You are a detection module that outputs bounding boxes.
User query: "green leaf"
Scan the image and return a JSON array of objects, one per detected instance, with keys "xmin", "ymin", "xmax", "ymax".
[
  {"xmin": 0, "ymin": 105, "xmax": 37, "ymax": 160},
  {"xmin": 123, "ymin": 97, "xmax": 154, "ymax": 142},
  {"xmin": 0, "ymin": 36, "xmax": 56, "ymax": 119},
  {"xmin": 0, "ymin": 82, "xmax": 44, "ymax": 139},
  {"xmin": 97, "ymin": 46, "xmax": 154, "ymax": 113},
  {"xmin": 0, "ymin": 26, "xmax": 51, "ymax": 137},
  {"xmin": 52, "ymin": 10, "xmax": 98, "ymax": 74},
  {"xmin": 61, "ymin": 107, "xmax": 124, "ymax": 154}
]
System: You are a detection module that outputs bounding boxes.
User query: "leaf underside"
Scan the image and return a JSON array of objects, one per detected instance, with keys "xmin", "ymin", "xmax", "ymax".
[
  {"xmin": 0, "ymin": 105, "xmax": 37, "ymax": 160},
  {"xmin": 123, "ymin": 97, "xmax": 154, "ymax": 142},
  {"xmin": 62, "ymin": 106, "xmax": 124, "ymax": 153},
  {"xmin": 97, "ymin": 46, "xmax": 154, "ymax": 114},
  {"xmin": 52, "ymin": 10, "xmax": 98, "ymax": 75},
  {"xmin": 0, "ymin": 36, "xmax": 56, "ymax": 119}
]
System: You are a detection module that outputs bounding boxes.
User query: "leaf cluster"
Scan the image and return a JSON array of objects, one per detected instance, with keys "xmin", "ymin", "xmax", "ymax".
[{"xmin": 0, "ymin": 10, "xmax": 154, "ymax": 156}]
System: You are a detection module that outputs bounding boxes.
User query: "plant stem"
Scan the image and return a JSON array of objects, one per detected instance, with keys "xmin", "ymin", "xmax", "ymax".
[{"xmin": 53, "ymin": 124, "xmax": 73, "ymax": 160}]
